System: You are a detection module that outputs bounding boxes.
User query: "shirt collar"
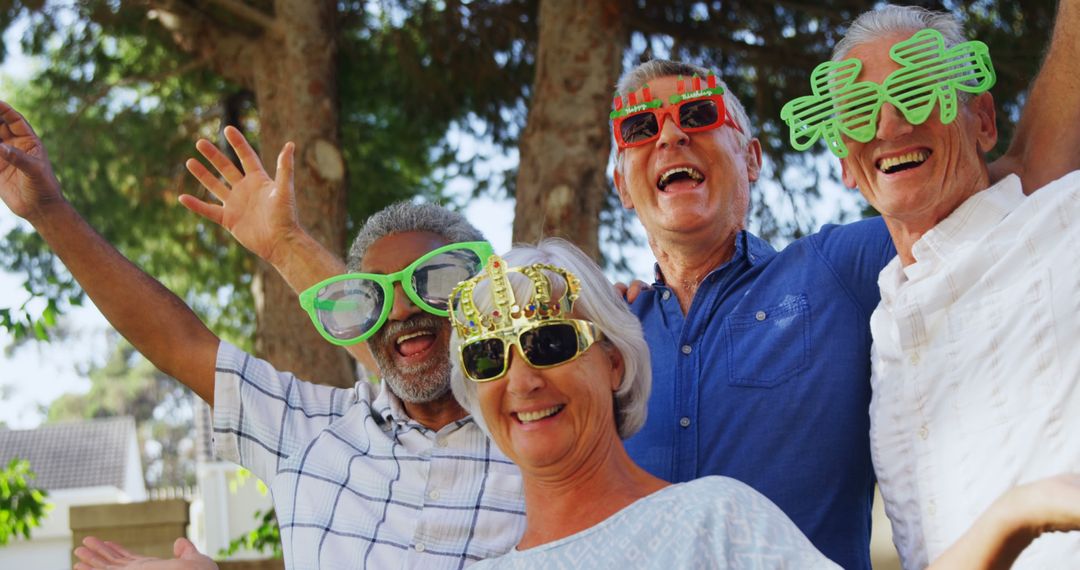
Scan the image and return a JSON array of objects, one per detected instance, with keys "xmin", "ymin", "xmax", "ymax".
[
  {"xmin": 370, "ymin": 379, "xmax": 476, "ymax": 434},
  {"xmin": 371, "ymin": 380, "xmax": 406, "ymax": 425},
  {"xmin": 652, "ymin": 230, "xmax": 773, "ymax": 284},
  {"xmin": 905, "ymin": 174, "xmax": 1024, "ymax": 280}
]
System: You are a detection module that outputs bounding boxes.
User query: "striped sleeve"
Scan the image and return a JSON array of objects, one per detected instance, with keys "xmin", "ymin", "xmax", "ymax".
[{"xmin": 211, "ymin": 341, "xmax": 357, "ymax": 483}]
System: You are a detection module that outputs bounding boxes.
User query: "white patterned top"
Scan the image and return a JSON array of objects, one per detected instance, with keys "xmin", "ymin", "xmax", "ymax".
[
  {"xmin": 870, "ymin": 171, "xmax": 1080, "ymax": 569},
  {"xmin": 212, "ymin": 341, "xmax": 526, "ymax": 569},
  {"xmin": 470, "ymin": 476, "xmax": 838, "ymax": 569}
]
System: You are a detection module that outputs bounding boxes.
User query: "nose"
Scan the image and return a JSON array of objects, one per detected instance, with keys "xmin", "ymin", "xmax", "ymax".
[
  {"xmin": 655, "ymin": 111, "xmax": 689, "ymax": 149},
  {"xmin": 876, "ymin": 102, "xmax": 913, "ymax": 141},
  {"xmin": 505, "ymin": 347, "xmax": 545, "ymax": 396},
  {"xmin": 387, "ymin": 281, "xmax": 420, "ymax": 321}
]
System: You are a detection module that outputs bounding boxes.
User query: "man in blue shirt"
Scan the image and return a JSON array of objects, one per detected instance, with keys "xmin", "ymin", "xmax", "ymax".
[{"xmin": 609, "ymin": 11, "xmax": 1076, "ymax": 565}]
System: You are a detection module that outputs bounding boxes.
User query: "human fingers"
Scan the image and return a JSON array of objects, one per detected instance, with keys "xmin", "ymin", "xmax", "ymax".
[
  {"xmin": 178, "ymin": 195, "xmax": 225, "ymax": 226},
  {"xmin": 275, "ymin": 142, "xmax": 294, "ymax": 192},
  {"xmin": 185, "ymin": 158, "xmax": 231, "ymax": 203},
  {"xmin": 81, "ymin": 536, "xmax": 134, "ymax": 563},
  {"xmin": 101, "ymin": 539, "xmax": 139, "ymax": 560},
  {"xmin": 0, "ymin": 142, "xmax": 39, "ymax": 173},
  {"xmin": 195, "ymin": 139, "xmax": 243, "ymax": 186},
  {"xmin": 626, "ymin": 280, "xmax": 651, "ymax": 303},
  {"xmin": 224, "ymin": 126, "xmax": 266, "ymax": 177},
  {"xmin": 613, "ymin": 282, "xmax": 629, "ymax": 299},
  {"xmin": 0, "ymin": 100, "xmax": 38, "ymax": 138},
  {"xmin": 173, "ymin": 537, "xmax": 204, "ymax": 559},
  {"xmin": 73, "ymin": 546, "xmax": 112, "ymax": 568}
]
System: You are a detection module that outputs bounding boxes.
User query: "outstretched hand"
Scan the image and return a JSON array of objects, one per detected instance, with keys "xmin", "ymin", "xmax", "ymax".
[
  {"xmin": 73, "ymin": 536, "xmax": 218, "ymax": 570},
  {"xmin": 0, "ymin": 100, "xmax": 65, "ymax": 221},
  {"xmin": 181, "ymin": 126, "xmax": 301, "ymax": 266}
]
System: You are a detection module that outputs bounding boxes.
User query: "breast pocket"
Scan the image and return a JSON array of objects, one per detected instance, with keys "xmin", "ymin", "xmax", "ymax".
[{"xmin": 725, "ymin": 294, "xmax": 810, "ymax": 388}]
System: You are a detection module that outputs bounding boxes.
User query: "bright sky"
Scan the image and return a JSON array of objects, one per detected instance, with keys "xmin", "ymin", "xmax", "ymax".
[{"xmin": 0, "ymin": 18, "xmax": 863, "ymax": 430}]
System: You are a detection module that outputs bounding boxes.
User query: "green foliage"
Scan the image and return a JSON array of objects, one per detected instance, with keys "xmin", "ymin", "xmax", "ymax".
[
  {"xmin": 0, "ymin": 458, "xmax": 51, "ymax": 547},
  {"xmin": 46, "ymin": 333, "xmax": 196, "ymax": 487},
  {"xmin": 0, "ymin": 0, "xmax": 1062, "ymax": 337},
  {"xmin": 218, "ymin": 507, "xmax": 281, "ymax": 560}
]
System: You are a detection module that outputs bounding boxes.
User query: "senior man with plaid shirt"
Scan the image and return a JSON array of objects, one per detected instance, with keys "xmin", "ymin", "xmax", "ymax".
[{"xmin": 0, "ymin": 112, "xmax": 525, "ymax": 568}]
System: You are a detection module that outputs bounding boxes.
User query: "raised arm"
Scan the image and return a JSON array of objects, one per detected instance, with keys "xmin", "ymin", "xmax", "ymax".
[
  {"xmin": 928, "ymin": 474, "xmax": 1080, "ymax": 570},
  {"xmin": 988, "ymin": 0, "xmax": 1080, "ymax": 192},
  {"xmin": 0, "ymin": 101, "xmax": 218, "ymax": 403},
  {"xmin": 180, "ymin": 127, "xmax": 376, "ymax": 372}
]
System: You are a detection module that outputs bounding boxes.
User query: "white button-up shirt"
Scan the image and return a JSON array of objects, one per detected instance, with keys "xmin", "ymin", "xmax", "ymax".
[
  {"xmin": 869, "ymin": 172, "xmax": 1080, "ymax": 569},
  {"xmin": 213, "ymin": 342, "xmax": 526, "ymax": 569}
]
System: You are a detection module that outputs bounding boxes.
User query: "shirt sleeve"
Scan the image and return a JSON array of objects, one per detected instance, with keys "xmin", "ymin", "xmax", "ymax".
[
  {"xmin": 812, "ymin": 217, "xmax": 897, "ymax": 318},
  {"xmin": 211, "ymin": 340, "xmax": 359, "ymax": 484}
]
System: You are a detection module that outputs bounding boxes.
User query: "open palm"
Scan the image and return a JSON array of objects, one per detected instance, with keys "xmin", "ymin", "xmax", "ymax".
[{"xmin": 181, "ymin": 126, "xmax": 300, "ymax": 265}]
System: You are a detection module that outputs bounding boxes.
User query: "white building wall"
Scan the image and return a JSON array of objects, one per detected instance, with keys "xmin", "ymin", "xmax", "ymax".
[{"xmin": 192, "ymin": 461, "xmax": 274, "ymax": 560}]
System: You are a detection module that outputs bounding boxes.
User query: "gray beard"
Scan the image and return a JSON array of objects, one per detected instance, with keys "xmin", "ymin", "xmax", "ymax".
[{"xmin": 369, "ymin": 314, "xmax": 453, "ymax": 404}]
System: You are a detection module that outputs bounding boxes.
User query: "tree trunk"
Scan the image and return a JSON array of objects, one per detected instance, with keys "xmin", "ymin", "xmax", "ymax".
[
  {"xmin": 149, "ymin": 0, "xmax": 354, "ymax": 387},
  {"xmin": 512, "ymin": 0, "xmax": 629, "ymax": 261},
  {"xmin": 248, "ymin": 0, "xmax": 353, "ymax": 387}
]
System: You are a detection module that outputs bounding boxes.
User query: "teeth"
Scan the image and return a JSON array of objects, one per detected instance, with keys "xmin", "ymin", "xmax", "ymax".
[
  {"xmin": 877, "ymin": 150, "xmax": 929, "ymax": 173},
  {"xmin": 396, "ymin": 331, "xmax": 430, "ymax": 345},
  {"xmin": 658, "ymin": 166, "xmax": 705, "ymax": 190},
  {"xmin": 516, "ymin": 405, "xmax": 562, "ymax": 423}
]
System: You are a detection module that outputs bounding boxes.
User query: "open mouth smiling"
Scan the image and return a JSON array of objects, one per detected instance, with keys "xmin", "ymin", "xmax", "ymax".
[
  {"xmin": 395, "ymin": 330, "xmax": 436, "ymax": 357},
  {"xmin": 657, "ymin": 166, "xmax": 705, "ymax": 191},
  {"xmin": 514, "ymin": 405, "xmax": 565, "ymax": 424},
  {"xmin": 876, "ymin": 150, "xmax": 931, "ymax": 174}
]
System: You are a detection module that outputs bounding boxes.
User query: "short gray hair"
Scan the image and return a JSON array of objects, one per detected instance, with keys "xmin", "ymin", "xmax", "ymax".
[
  {"xmin": 833, "ymin": 4, "xmax": 967, "ymax": 62},
  {"xmin": 449, "ymin": 238, "xmax": 652, "ymax": 439},
  {"xmin": 615, "ymin": 59, "xmax": 753, "ymax": 146},
  {"xmin": 346, "ymin": 201, "xmax": 484, "ymax": 271}
]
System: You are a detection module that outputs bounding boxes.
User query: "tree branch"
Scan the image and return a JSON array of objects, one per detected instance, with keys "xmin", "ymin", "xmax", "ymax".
[{"xmin": 208, "ymin": 0, "xmax": 284, "ymax": 36}]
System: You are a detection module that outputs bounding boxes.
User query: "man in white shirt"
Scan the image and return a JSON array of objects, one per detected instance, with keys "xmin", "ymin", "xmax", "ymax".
[{"xmin": 802, "ymin": 4, "xmax": 1080, "ymax": 569}]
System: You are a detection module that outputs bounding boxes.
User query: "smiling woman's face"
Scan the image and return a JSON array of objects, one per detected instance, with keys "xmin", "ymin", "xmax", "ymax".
[{"xmin": 476, "ymin": 331, "xmax": 624, "ymax": 477}]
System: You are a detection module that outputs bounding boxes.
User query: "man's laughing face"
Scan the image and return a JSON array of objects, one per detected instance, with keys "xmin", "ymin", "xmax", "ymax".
[{"xmin": 360, "ymin": 231, "xmax": 455, "ymax": 403}]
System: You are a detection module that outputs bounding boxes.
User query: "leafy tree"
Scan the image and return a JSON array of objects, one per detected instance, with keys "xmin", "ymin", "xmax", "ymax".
[
  {"xmin": 0, "ymin": 458, "xmax": 50, "ymax": 546},
  {"xmin": 46, "ymin": 332, "xmax": 197, "ymax": 487},
  {"xmin": 0, "ymin": 0, "xmax": 1063, "ymax": 371}
]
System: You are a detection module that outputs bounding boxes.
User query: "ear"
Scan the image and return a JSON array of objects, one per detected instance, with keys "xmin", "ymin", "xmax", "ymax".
[
  {"xmin": 840, "ymin": 157, "xmax": 857, "ymax": 189},
  {"xmin": 605, "ymin": 343, "xmax": 626, "ymax": 392},
  {"xmin": 744, "ymin": 138, "xmax": 763, "ymax": 182},
  {"xmin": 613, "ymin": 157, "xmax": 635, "ymax": 210},
  {"xmin": 970, "ymin": 92, "xmax": 998, "ymax": 154}
]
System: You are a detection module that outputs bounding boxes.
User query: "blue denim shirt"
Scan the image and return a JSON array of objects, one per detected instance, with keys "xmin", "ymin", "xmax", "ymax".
[{"xmin": 625, "ymin": 217, "xmax": 895, "ymax": 570}]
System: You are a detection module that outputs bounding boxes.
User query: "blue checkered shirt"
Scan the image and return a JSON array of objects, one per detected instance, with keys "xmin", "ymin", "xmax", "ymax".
[{"xmin": 212, "ymin": 341, "xmax": 526, "ymax": 569}]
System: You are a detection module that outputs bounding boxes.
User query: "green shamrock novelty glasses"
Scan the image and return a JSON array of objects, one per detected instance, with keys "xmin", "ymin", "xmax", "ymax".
[{"xmin": 781, "ymin": 29, "xmax": 996, "ymax": 158}]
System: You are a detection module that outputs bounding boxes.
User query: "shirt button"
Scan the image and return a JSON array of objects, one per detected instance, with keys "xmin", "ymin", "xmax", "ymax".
[
  {"xmin": 414, "ymin": 543, "xmax": 426, "ymax": 553},
  {"xmin": 909, "ymin": 353, "xmax": 920, "ymax": 365},
  {"xmin": 928, "ymin": 500, "xmax": 937, "ymax": 516},
  {"xmin": 679, "ymin": 417, "xmax": 691, "ymax": 428},
  {"xmin": 681, "ymin": 345, "xmax": 692, "ymax": 355},
  {"xmin": 755, "ymin": 310, "xmax": 767, "ymax": 321},
  {"xmin": 428, "ymin": 489, "xmax": 440, "ymax": 500},
  {"xmin": 918, "ymin": 425, "xmax": 929, "ymax": 440},
  {"xmin": 662, "ymin": 290, "xmax": 671, "ymax": 301}
]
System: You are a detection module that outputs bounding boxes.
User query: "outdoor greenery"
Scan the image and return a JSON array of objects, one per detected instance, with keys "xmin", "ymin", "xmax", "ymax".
[{"xmin": 0, "ymin": 458, "xmax": 50, "ymax": 547}]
